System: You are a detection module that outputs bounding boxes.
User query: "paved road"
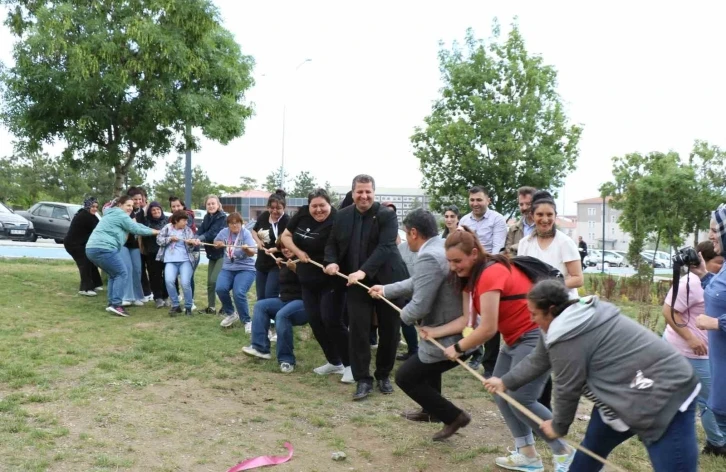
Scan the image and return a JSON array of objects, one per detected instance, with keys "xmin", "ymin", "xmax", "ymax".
[{"xmin": 0, "ymin": 239, "xmax": 210, "ymax": 264}]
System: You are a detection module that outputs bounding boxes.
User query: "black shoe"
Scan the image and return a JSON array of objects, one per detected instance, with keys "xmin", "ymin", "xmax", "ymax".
[
  {"xmin": 703, "ymin": 442, "xmax": 726, "ymax": 456},
  {"xmin": 184, "ymin": 308, "xmax": 193, "ymax": 316},
  {"xmin": 483, "ymin": 371, "xmax": 493, "ymax": 380},
  {"xmin": 396, "ymin": 352, "xmax": 415, "ymax": 361},
  {"xmin": 400, "ymin": 409, "xmax": 441, "ymax": 423},
  {"xmin": 169, "ymin": 306, "xmax": 182, "ymax": 317},
  {"xmin": 199, "ymin": 307, "xmax": 216, "ymax": 314},
  {"xmin": 468, "ymin": 357, "xmax": 482, "ymax": 370},
  {"xmin": 353, "ymin": 381, "xmax": 373, "ymax": 401},
  {"xmin": 377, "ymin": 378, "xmax": 394, "ymax": 394},
  {"xmin": 432, "ymin": 411, "xmax": 471, "ymax": 441}
]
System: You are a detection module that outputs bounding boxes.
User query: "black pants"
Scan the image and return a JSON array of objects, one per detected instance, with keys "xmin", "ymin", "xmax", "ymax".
[
  {"xmin": 302, "ymin": 283, "xmax": 349, "ymax": 367},
  {"xmin": 539, "ymin": 376, "xmax": 553, "ymax": 411},
  {"xmin": 395, "ymin": 354, "xmax": 467, "ymax": 425},
  {"xmin": 140, "ymin": 254, "xmax": 151, "ymax": 297},
  {"xmin": 145, "ymin": 254, "xmax": 168, "ymax": 300},
  {"xmin": 65, "ymin": 244, "xmax": 102, "ymax": 291},
  {"xmin": 481, "ymin": 333, "xmax": 501, "ymax": 375},
  {"xmin": 347, "ymin": 284, "xmax": 401, "ymax": 382}
]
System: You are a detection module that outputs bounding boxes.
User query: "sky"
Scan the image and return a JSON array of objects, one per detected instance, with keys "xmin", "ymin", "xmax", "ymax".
[{"xmin": 1, "ymin": 0, "xmax": 725, "ymax": 215}]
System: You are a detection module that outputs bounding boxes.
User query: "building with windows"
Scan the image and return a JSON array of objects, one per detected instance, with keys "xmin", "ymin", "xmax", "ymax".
[
  {"xmin": 576, "ymin": 197, "xmax": 631, "ymax": 251},
  {"xmin": 219, "ymin": 190, "xmax": 308, "ymax": 223},
  {"xmin": 330, "ymin": 186, "xmax": 431, "ymax": 223}
]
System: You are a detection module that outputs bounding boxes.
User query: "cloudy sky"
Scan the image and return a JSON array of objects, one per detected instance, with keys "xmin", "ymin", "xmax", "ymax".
[{"xmin": 1, "ymin": 0, "xmax": 725, "ymax": 214}]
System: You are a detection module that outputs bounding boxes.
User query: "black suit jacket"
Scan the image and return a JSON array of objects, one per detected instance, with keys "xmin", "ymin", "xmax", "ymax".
[{"xmin": 324, "ymin": 202, "xmax": 409, "ymax": 285}]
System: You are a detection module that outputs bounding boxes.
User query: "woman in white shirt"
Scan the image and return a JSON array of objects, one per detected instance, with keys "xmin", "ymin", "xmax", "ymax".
[{"xmin": 517, "ymin": 191, "xmax": 583, "ymax": 300}]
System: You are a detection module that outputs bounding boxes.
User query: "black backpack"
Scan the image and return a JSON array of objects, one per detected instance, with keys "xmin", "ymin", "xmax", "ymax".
[{"xmin": 486, "ymin": 256, "xmax": 564, "ymax": 301}]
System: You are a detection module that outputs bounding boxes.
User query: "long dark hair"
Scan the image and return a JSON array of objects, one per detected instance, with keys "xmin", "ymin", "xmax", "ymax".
[
  {"xmin": 441, "ymin": 204, "xmax": 461, "ymax": 238},
  {"xmin": 445, "ymin": 226, "xmax": 511, "ymax": 292}
]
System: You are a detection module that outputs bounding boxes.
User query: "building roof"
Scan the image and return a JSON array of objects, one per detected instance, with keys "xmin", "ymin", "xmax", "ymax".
[
  {"xmin": 575, "ymin": 196, "xmax": 614, "ymax": 204},
  {"xmin": 222, "ymin": 189, "xmax": 271, "ymax": 198}
]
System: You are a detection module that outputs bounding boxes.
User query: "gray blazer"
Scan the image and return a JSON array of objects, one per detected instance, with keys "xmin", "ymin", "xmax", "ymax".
[{"xmin": 384, "ymin": 237, "xmax": 463, "ymax": 363}]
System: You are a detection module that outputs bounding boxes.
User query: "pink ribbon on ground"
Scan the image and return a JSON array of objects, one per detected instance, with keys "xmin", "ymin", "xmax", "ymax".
[{"xmin": 226, "ymin": 442, "xmax": 294, "ymax": 472}]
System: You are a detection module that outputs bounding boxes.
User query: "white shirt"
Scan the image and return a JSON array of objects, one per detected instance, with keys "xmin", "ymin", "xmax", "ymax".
[
  {"xmin": 518, "ymin": 230, "xmax": 581, "ymax": 299},
  {"xmin": 459, "ymin": 209, "xmax": 507, "ymax": 254}
]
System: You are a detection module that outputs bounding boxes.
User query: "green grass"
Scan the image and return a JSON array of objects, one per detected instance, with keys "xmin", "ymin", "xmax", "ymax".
[{"xmin": 0, "ymin": 259, "xmax": 722, "ymax": 471}]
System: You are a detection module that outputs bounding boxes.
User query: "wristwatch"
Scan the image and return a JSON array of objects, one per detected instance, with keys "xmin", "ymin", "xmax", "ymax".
[{"xmin": 453, "ymin": 342, "xmax": 463, "ymax": 353}]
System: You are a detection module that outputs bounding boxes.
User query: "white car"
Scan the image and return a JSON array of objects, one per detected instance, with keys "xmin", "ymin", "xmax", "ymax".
[
  {"xmin": 641, "ymin": 250, "xmax": 672, "ymax": 268},
  {"xmin": 586, "ymin": 250, "xmax": 625, "ymax": 267}
]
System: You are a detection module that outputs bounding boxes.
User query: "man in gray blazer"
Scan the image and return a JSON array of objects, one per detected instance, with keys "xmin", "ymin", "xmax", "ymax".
[{"xmin": 369, "ymin": 209, "xmax": 471, "ymax": 442}]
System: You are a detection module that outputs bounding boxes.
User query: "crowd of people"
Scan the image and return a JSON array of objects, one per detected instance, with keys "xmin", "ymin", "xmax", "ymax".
[{"xmin": 60, "ymin": 175, "xmax": 726, "ymax": 472}]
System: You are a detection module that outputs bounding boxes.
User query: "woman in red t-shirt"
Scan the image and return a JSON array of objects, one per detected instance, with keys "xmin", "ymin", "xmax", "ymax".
[{"xmin": 421, "ymin": 228, "xmax": 574, "ymax": 471}]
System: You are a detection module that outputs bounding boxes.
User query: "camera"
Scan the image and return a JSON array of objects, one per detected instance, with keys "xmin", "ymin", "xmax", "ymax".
[
  {"xmin": 672, "ymin": 247, "xmax": 700, "ymax": 267},
  {"xmin": 669, "ymin": 246, "xmax": 701, "ymax": 328}
]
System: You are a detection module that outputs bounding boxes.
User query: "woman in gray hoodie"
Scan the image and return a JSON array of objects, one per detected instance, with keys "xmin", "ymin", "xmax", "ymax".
[{"xmin": 485, "ymin": 280, "xmax": 700, "ymax": 472}]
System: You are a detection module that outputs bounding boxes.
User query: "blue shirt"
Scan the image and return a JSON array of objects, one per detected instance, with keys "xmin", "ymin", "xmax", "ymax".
[
  {"xmin": 702, "ymin": 264, "xmax": 726, "ymax": 415},
  {"xmin": 522, "ymin": 218, "xmax": 536, "ymax": 237},
  {"xmin": 215, "ymin": 227, "xmax": 256, "ymax": 272},
  {"xmin": 459, "ymin": 209, "xmax": 508, "ymax": 254},
  {"xmin": 163, "ymin": 228, "xmax": 189, "ymax": 263}
]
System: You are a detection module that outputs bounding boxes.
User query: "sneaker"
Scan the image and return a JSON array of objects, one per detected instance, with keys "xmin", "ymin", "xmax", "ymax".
[
  {"xmin": 95, "ymin": 286, "xmax": 104, "ymax": 291},
  {"xmin": 220, "ymin": 312, "xmax": 239, "ymax": 327},
  {"xmin": 155, "ymin": 299, "xmax": 165, "ymax": 309},
  {"xmin": 242, "ymin": 346, "xmax": 272, "ymax": 360},
  {"xmin": 370, "ymin": 343, "xmax": 378, "ymax": 350},
  {"xmin": 184, "ymin": 308, "xmax": 193, "ymax": 316},
  {"xmin": 169, "ymin": 306, "xmax": 182, "ymax": 317},
  {"xmin": 552, "ymin": 448, "xmax": 576, "ymax": 472},
  {"xmin": 121, "ymin": 301, "xmax": 132, "ymax": 307},
  {"xmin": 341, "ymin": 366, "xmax": 355, "ymax": 384},
  {"xmin": 495, "ymin": 449, "xmax": 544, "ymax": 471},
  {"xmin": 106, "ymin": 306, "xmax": 129, "ymax": 317},
  {"xmin": 280, "ymin": 362, "xmax": 294, "ymax": 373},
  {"xmin": 164, "ymin": 299, "xmax": 171, "ymax": 307},
  {"xmin": 143, "ymin": 294, "xmax": 154, "ymax": 302},
  {"xmin": 313, "ymin": 363, "xmax": 345, "ymax": 375},
  {"xmin": 244, "ymin": 322, "xmax": 252, "ymax": 334},
  {"xmin": 192, "ymin": 303, "xmax": 197, "ymax": 311},
  {"xmin": 269, "ymin": 330, "xmax": 277, "ymax": 343},
  {"xmin": 200, "ymin": 307, "xmax": 217, "ymax": 314},
  {"xmin": 78, "ymin": 290, "xmax": 97, "ymax": 297},
  {"xmin": 132, "ymin": 300, "xmax": 145, "ymax": 306}
]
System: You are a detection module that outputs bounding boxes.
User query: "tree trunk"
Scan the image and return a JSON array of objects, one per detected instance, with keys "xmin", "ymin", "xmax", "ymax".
[
  {"xmin": 651, "ymin": 231, "xmax": 661, "ymax": 283},
  {"xmin": 693, "ymin": 224, "xmax": 699, "ymax": 246},
  {"xmin": 112, "ymin": 151, "xmax": 136, "ymax": 197}
]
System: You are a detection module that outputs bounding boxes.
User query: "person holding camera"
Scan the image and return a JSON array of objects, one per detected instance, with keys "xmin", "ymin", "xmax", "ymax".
[
  {"xmin": 663, "ymin": 240, "xmax": 725, "ymax": 455},
  {"xmin": 690, "ymin": 204, "xmax": 726, "ymax": 452}
]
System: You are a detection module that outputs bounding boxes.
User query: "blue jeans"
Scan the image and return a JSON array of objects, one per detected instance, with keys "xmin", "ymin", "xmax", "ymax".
[
  {"xmin": 570, "ymin": 403, "xmax": 698, "ymax": 471},
  {"xmin": 255, "ymin": 267, "xmax": 280, "ymax": 300},
  {"xmin": 120, "ymin": 247, "xmax": 144, "ymax": 302},
  {"xmin": 687, "ymin": 358, "xmax": 725, "ymax": 446},
  {"xmin": 86, "ymin": 247, "xmax": 127, "ymax": 307},
  {"xmin": 216, "ymin": 269, "xmax": 255, "ymax": 322},
  {"xmin": 165, "ymin": 261, "xmax": 194, "ymax": 309},
  {"xmin": 250, "ymin": 298, "xmax": 308, "ymax": 365}
]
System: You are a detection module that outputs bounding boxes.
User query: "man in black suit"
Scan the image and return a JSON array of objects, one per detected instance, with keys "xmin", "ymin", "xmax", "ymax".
[{"xmin": 325, "ymin": 174, "xmax": 409, "ymax": 400}]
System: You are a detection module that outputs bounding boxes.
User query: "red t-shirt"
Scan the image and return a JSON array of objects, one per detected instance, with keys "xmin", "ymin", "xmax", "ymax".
[{"xmin": 472, "ymin": 262, "xmax": 538, "ymax": 345}]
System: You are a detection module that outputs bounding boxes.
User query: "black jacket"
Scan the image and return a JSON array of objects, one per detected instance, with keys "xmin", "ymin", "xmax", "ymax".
[
  {"xmin": 278, "ymin": 264, "xmax": 302, "ymax": 302},
  {"xmin": 142, "ymin": 216, "xmax": 169, "ymax": 256},
  {"xmin": 196, "ymin": 210, "xmax": 228, "ymax": 260},
  {"xmin": 64, "ymin": 209, "xmax": 99, "ymax": 249},
  {"xmin": 324, "ymin": 202, "xmax": 408, "ymax": 285}
]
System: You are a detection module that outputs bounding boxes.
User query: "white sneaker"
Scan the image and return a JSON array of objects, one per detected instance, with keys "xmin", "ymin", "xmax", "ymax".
[
  {"xmin": 121, "ymin": 301, "xmax": 131, "ymax": 307},
  {"xmin": 242, "ymin": 346, "xmax": 271, "ymax": 360},
  {"xmin": 341, "ymin": 366, "xmax": 355, "ymax": 384},
  {"xmin": 143, "ymin": 294, "xmax": 154, "ymax": 302},
  {"xmin": 313, "ymin": 363, "xmax": 345, "ymax": 375},
  {"xmin": 94, "ymin": 286, "xmax": 104, "ymax": 292},
  {"xmin": 495, "ymin": 449, "xmax": 544, "ymax": 471},
  {"xmin": 244, "ymin": 322, "xmax": 252, "ymax": 334},
  {"xmin": 164, "ymin": 299, "xmax": 171, "ymax": 307},
  {"xmin": 220, "ymin": 312, "xmax": 239, "ymax": 327},
  {"xmin": 132, "ymin": 300, "xmax": 144, "ymax": 306},
  {"xmin": 552, "ymin": 448, "xmax": 576, "ymax": 472},
  {"xmin": 78, "ymin": 290, "xmax": 97, "ymax": 297},
  {"xmin": 269, "ymin": 330, "xmax": 277, "ymax": 343},
  {"xmin": 370, "ymin": 343, "xmax": 378, "ymax": 350},
  {"xmin": 280, "ymin": 362, "xmax": 294, "ymax": 373},
  {"xmin": 192, "ymin": 303, "xmax": 197, "ymax": 311}
]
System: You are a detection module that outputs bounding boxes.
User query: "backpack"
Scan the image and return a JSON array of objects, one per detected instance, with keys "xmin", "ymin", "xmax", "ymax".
[{"xmin": 486, "ymin": 256, "xmax": 564, "ymax": 301}]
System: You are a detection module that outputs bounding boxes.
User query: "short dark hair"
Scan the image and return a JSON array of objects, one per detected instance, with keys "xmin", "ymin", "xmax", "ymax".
[
  {"xmin": 169, "ymin": 196, "xmax": 186, "ymax": 209},
  {"xmin": 115, "ymin": 195, "xmax": 132, "ymax": 206},
  {"xmin": 227, "ymin": 212, "xmax": 243, "ymax": 225},
  {"xmin": 518, "ymin": 186, "xmax": 537, "ymax": 198},
  {"xmin": 352, "ymin": 174, "xmax": 375, "ymax": 191},
  {"xmin": 527, "ymin": 279, "xmax": 578, "ymax": 317},
  {"xmin": 127, "ymin": 187, "xmax": 143, "ymax": 198},
  {"xmin": 403, "ymin": 209, "xmax": 438, "ymax": 239},
  {"xmin": 268, "ymin": 189, "xmax": 287, "ymax": 209},
  {"xmin": 468, "ymin": 186, "xmax": 488, "ymax": 196},
  {"xmin": 698, "ymin": 240, "xmax": 719, "ymax": 263},
  {"xmin": 531, "ymin": 190, "xmax": 556, "ymax": 213},
  {"xmin": 170, "ymin": 210, "xmax": 189, "ymax": 225},
  {"xmin": 307, "ymin": 188, "xmax": 331, "ymax": 204}
]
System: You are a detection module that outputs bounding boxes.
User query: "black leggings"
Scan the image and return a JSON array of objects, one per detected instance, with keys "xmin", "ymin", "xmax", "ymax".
[{"xmin": 302, "ymin": 284, "xmax": 349, "ymax": 367}]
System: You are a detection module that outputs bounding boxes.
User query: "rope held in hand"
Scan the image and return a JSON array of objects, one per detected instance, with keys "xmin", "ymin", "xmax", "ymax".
[{"xmin": 300, "ymin": 259, "xmax": 626, "ymax": 472}]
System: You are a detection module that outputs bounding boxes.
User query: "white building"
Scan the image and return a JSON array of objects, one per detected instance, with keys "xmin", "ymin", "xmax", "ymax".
[{"xmin": 576, "ymin": 197, "xmax": 631, "ymax": 251}]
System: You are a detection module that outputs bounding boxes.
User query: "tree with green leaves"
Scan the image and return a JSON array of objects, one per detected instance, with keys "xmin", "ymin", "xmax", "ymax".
[
  {"xmin": 263, "ymin": 167, "xmax": 289, "ymax": 193},
  {"xmin": 153, "ymin": 156, "xmax": 220, "ymax": 209},
  {"xmin": 323, "ymin": 181, "xmax": 340, "ymax": 207},
  {"xmin": 291, "ymin": 171, "xmax": 318, "ymax": 198},
  {"xmin": 686, "ymin": 140, "xmax": 726, "ymax": 244},
  {"xmin": 410, "ymin": 21, "xmax": 582, "ymax": 217},
  {"xmin": 1, "ymin": 0, "xmax": 255, "ymax": 197}
]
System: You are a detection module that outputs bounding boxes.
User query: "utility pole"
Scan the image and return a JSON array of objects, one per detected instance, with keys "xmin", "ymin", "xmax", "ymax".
[
  {"xmin": 601, "ymin": 196, "xmax": 606, "ymax": 274},
  {"xmin": 184, "ymin": 123, "xmax": 192, "ymax": 208}
]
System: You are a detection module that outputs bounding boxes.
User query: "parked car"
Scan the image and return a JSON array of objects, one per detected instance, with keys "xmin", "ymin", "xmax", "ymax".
[
  {"xmin": 586, "ymin": 249, "xmax": 625, "ymax": 267},
  {"xmin": 16, "ymin": 202, "xmax": 82, "ymax": 244},
  {"xmin": 641, "ymin": 250, "xmax": 672, "ymax": 268},
  {"xmin": 193, "ymin": 209, "xmax": 205, "ymax": 227},
  {"xmin": 640, "ymin": 252, "xmax": 667, "ymax": 268},
  {"xmin": 0, "ymin": 201, "xmax": 35, "ymax": 241}
]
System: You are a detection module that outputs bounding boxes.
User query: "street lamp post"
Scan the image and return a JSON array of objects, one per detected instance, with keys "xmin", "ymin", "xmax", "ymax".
[{"xmin": 279, "ymin": 58, "xmax": 312, "ymax": 191}]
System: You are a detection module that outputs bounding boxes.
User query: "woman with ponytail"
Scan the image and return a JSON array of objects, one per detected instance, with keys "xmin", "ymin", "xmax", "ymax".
[{"xmin": 252, "ymin": 189, "xmax": 290, "ymax": 300}]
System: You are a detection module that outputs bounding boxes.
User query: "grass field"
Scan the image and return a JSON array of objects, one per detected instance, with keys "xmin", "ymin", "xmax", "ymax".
[{"xmin": 0, "ymin": 259, "xmax": 724, "ymax": 471}]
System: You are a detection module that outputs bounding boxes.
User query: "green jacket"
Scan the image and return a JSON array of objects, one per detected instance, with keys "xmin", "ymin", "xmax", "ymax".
[{"xmin": 86, "ymin": 207, "xmax": 155, "ymax": 251}]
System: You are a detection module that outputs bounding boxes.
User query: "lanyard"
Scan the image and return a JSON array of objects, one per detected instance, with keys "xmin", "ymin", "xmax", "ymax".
[
  {"xmin": 270, "ymin": 221, "xmax": 279, "ymax": 241},
  {"xmin": 227, "ymin": 229, "xmax": 243, "ymax": 260}
]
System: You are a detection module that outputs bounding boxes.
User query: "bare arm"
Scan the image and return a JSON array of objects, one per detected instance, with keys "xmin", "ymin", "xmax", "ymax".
[
  {"xmin": 564, "ymin": 259, "xmax": 584, "ymax": 289},
  {"xmin": 457, "ymin": 291, "xmax": 500, "ymax": 351}
]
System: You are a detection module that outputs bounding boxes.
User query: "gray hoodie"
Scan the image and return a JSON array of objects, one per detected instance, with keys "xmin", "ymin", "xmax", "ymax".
[{"xmin": 502, "ymin": 296, "xmax": 699, "ymax": 445}]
